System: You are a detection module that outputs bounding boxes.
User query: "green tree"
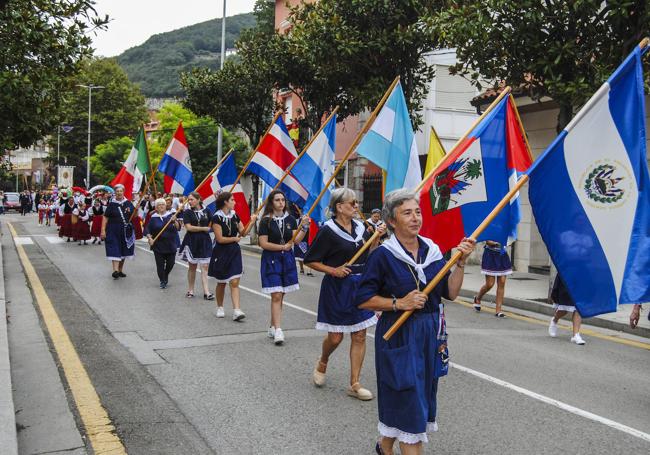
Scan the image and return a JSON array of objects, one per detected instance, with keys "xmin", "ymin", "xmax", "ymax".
[
  {"xmin": 432, "ymin": 1, "xmax": 650, "ymax": 130},
  {"xmin": 149, "ymin": 103, "xmax": 248, "ymax": 186},
  {"xmin": 50, "ymin": 58, "xmax": 149, "ymax": 186},
  {"xmin": 0, "ymin": 0, "xmax": 108, "ymax": 150},
  {"xmin": 89, "ymin": 136, "xmax": 133, "ymax": 185}
]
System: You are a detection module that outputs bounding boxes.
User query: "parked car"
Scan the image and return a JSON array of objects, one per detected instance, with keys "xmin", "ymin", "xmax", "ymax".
[{"xmin": 3, "ymin": 192, "xmax": 21, "ymax": 211}]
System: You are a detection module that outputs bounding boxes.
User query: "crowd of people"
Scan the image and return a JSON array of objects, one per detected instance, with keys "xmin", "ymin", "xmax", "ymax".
[{"xmin": 23, "ymin": 183, "xmax": 644, "ymax": 455}]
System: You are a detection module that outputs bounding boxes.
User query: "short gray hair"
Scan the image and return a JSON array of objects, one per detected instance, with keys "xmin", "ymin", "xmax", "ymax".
[
  {"xmin": 382, "ymin": 189, "xmax": 420, "ymax": 232},
  {"xmin": 328, "ymin": 187, "xmax": 356, "ymax": 218},
  {"xmin": 154, "ymin": 198, "xmax": 166, "ymax": 207}
]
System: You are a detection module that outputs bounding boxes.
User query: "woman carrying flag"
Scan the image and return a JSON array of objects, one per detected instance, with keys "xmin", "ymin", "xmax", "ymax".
[
  {"xmin": 101, "ymin": 184, "xmax": 136, "ymax": 279},
  {"xmin": 258, "ymin": 189, "xmax": 309, "ymax": 345},
  {"xmin": 180, "ymin": 192, "xmax": 214, "ymax": 300},
  {"xmin": 144, "ymin": 198, "xmax": 181, "ymax": 289},
  {"xmin": 209, "ymin": 191, "xmax": 257, "ymax": 320},
  {"xmin": 305, "ymin": 188, "xmax": 385, "ymax": 400}
]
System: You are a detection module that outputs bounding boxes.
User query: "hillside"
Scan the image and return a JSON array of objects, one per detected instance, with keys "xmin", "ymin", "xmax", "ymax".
[{"xmin": 116, "ymin": 12, "xmax": 256, "ymax": 98}]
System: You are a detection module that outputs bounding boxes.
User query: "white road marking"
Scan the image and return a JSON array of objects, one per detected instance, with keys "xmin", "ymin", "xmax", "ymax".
[
  {"xmin": 46, "ymin": 236, "xmax": 65, "ymax": 244},
  {"xmin": 13, "ymin": 237, "xmax": 33, "ymax": 245},
  {"xmin": 134, "ymin": 244, "xmax": 650, "ymax": 443}
]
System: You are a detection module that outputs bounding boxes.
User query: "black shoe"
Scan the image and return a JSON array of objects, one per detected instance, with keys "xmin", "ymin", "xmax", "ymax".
[
  {"xmin": 204, "ymin": 293, "xmax": 215, "ymax": 301},
  {"xmin": 112, "ymin": 271, "xmax": 120, "ymax": 280},
  {"xmin": 306, "ymin": 272, "xmax": 314, "ymax": 277},
  {"xmin": 118, "ymin": 272, "xmax": 126, "ymax": 278},
  {"xmin": 92, "ymin": 238, "xmax": 97, "ymax": 244},
  {"xmin": 66, "ymin": 238, "xmax": 70, "ymax": 242},
  {"xmin": 160, "ymin": 281, "xmax": 166, "ymax": 289}
]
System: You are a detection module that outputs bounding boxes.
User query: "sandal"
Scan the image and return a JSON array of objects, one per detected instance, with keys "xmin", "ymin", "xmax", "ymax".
[
  {"xmin": 312, "ymin": 359, "xmax": 327, "ymax": 387},
  {"xmin": 375, "ymin": 442, "xmax": 385, "ymax": 455},
  {"xmin": 347, "ymin": 382, "xmax": 373, "ymax": 401},
  {"xmin": 204, "ymin": 293, "xmax": 215, "ymax": 301},
  {"xmin": 186, "ymin": 291, "xmax": 194, "ymax": 298},
  {"xmin": 495, "ymin": 312, "xmax": 506, "ymax": 318},
  {"xmin": 473, "ymin": 295, "xmax": 481, "ymax": 312}
]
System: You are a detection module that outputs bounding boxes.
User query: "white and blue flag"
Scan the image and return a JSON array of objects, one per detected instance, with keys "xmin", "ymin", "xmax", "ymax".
[
  {"xmin": 291, "ymin": 113, "xmax": 337, "ymax": 223},
  {"xmin": 355, "ymin": 81, "xmax": 421, "ymax": 193},
  {"xmin": 528, "ymin": 45, "xmax": 650, "ymax": 318}
]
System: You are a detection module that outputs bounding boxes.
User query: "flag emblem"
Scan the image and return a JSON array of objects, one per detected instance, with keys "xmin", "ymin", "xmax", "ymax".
[
  {"xmin": 429, "ymin": 157, "xmax": 483, "ymax": 215},
  {"xmin": 583, "ymin": 161, "xmax": 631, "ymax": 207}
]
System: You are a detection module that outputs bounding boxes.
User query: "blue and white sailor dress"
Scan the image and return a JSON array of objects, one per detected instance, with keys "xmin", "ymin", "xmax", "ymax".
[
  {"xmin": 179, "ymin": 208, "xmax": 213, "ymax": 265},
  {"xmin": 551, "ymin": 274, "xmax": 577, "ymax": 313},
  {"xmin": 258, "ymin": 213, "xmax": 300, "ymax": 294},
  {"xmin": 104, "ymin": 198, "xmax": 136, "ymax": 261},
  {"xmin": 144, "ymin": 211, "xmax": 180, "ymax": 255},
  {"xmin": 304, "ymin": 218, "xmax": 377, "ymax": 333},
  {"xmin": 208, "ymin": 210, "xmax": 243, "ymax": 283},
  {"xmin": 356, "ymin": 235, "xmax": 451, "ymax": 445},
  {"xmin": 480, "ymin": 242, "xmax": 512, "ymax": 276}
]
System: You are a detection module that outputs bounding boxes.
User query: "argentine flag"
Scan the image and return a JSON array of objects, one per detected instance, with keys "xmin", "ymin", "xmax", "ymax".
[
  {"xmin": 291, "ymin": 113, "xmax": 337, "ymax": 222},
  {"xmin": 355, "ymin": 81, "xmax": 421, "ymax": 193},
  {"xmin": 528, "ymin": 44, "xmax": 650, "ymax": 318}
]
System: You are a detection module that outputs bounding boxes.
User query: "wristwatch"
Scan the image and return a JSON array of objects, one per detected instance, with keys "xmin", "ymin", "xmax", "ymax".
[{"xmin": 392, "ymin": 295, "xmax": 398, "ymax": 312}]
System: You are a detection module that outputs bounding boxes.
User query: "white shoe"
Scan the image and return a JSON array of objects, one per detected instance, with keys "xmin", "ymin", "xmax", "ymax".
[
  {"xmin": 232, "ymin": 309, "xmax": 246, "ymax": 321},
  {"xmin": 267, "ymin": 326, "xmax": 275, "ymax": 338},
  {"xmin": 548, "ymin": 319, "xmax": 558, "ymax": 337},
  {"xmin": 215, "ymin": 307, "xmax": 225, "ymax": 318},
  {"xmin": 274, "ymin": 328, "xmax": 285, "ymax": 345},
  {"xmin": 571, "ymin": 333, "xmax": 586, "ymax": 345}
]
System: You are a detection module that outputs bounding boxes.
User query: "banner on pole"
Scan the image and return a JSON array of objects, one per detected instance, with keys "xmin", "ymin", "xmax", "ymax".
[{"xmin": 58, "ymin": 166, "xmax": 74, "ymax": 188}]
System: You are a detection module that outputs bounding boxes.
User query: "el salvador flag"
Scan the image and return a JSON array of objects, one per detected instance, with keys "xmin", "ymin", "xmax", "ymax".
[
  {"xmin": 528, "ymin": 45, "xmax": 650, "ymax": 318},
  {"xmin": 355, "ymin": 81, "xmax": 421, "ymax": 193},
  {"xmin": 291, "ymin": 113, "xmax": 337, "ymax": 223}
]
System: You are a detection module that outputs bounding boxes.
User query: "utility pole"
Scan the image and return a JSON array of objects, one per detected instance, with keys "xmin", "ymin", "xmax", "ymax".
[
  {"xmin": 77, "ymin": 84, "xmax": 104, "ymax": 187},
  {"xmin": 217, "ymin": 0, "xmax": 227, "ymax": 162}
]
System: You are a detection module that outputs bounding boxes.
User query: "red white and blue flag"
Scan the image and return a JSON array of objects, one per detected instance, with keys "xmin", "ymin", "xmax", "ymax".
[
  {"xmin": 158, "ymin": 123, "xmax": 195, "ymax": 195},
  {"xmin": 196, "ymin": 153, "xmax": 250, "ymax": 225},
  {"xmin": 420, "ymin": 95, "xmax": 532, "ymax": 253},
  {"xmin": 247, "ymin": 116, "xmax": 308, "ymax": 206}
]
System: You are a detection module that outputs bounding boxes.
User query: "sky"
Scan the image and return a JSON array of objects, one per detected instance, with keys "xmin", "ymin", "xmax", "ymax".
[{"xmin": 91, "ymin": 0, "xmax": 257, "ymax": 57}]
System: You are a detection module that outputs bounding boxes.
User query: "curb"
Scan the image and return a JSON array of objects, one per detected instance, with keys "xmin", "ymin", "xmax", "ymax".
[
  {"xmin": 241, "ymin": 242, "xmax": 649, "ymax": 339},
  {"xmin": 0, "ymin": 223, "xmax": 18, "ymax": 455}
]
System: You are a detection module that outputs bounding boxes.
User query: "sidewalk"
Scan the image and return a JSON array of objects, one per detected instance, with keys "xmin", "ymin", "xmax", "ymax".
[{"xmin": 239, "ymin": 239, "xmax": 650, "ymax": 339}]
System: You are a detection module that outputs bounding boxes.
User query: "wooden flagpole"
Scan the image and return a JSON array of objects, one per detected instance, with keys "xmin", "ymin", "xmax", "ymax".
[
  {"xmin": 288, "ymin": 76, "xmax": 401, "ymax": 243},
  {"xmin": 244, "ymin": 107, "xmax": 340, "ymax": 231},
  {"xmin": 142, "ymin": 125, "xmax": 158, "ymax": 195},
  {"xmin": 229, "ymin": 111, "xmax": 283, "ymax": 193},
  {"xmin": 383, "ymin": 174, "xmax": 529, "ymax": 340},
  {"xmin": 151, "ymin": 148, "xmax": 234, "ymax": 245}
]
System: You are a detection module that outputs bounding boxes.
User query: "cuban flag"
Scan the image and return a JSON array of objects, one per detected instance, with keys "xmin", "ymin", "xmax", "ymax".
[
  {"xmin": 157, "ymin": 123, "xmax": 195, "ymax": 195},
  {"xmin": 355, "ymin": 81, "xmax": 422, "ymax": 193},
  {"xmin": 420, "ymin": 95, "xmax": 532, "ymax": 253},
  {"xmin": 196, "ymin": 153, "xmax": 250, "ymax": 226},
  {"xmin": 290, "ymin": 113, "xmax": 337, "ymax": 223},
  {"xmin": 248, "ymin": 116, "xmax": 308, "ymax": 206},
  {"xmin": 528, "ymin": 45, "xmax": 650, "ymax": 318}
]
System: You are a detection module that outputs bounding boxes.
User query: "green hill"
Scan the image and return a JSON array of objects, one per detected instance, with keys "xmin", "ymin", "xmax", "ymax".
[{"xmin": 116, "ymin": 12, "xmax": 256, "ymax": 98}]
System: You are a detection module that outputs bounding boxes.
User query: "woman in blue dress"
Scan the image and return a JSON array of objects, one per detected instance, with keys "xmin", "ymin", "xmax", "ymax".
[
  {"xmin": 144, "ymin": 198, "xmax": 181, "ymax": 289},
  {"xmin": 179, "ymin": 191, "xmax": 214, "ymax": 300},
  {"xmin": 304, "ymin": 188, "xmax": 385, "ymax": 400},
  {"xmin": 356, "ymin": 189, "xmax": 475, "ymax": 455},
  {"xmin": 258, "ymin": 189, "xmax": 309, "ymax": 345},
  {"xmin": 473, "ymin": 240, "xmax": 512, "ymax": 317},
  {"xmin": 209, "ymin": 191, "xmax": 257, "ymax": 321},
  {"xmin": 101, "ymin": 184, "xmax": 136, "ymax": 279}
]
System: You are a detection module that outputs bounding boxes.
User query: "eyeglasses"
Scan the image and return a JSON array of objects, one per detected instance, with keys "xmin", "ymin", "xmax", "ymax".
[{"xmin": 343, "ymin": 199, "xmax": 358, "ymax": 206}]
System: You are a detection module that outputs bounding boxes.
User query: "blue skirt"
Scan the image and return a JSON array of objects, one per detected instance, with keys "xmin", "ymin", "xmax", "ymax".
[
  {"xmin": 179, "ymin": 232, "xmax": 212, "ymax": 264},
  {"xmin": 260, "ymin": 250, "xmax": 299, "ymax": 294},
  {"xmin": 481, "ymin": 248, "xmax": 512, "ymax": 276},
  {"xmin": 208, "ymin": 242, "xmax": 243, "ymax": 283},
  {"xmin": 104, "ymin": 222, "xmax": 134, "ymax": 261},
  {"xmin": 374, "ymin": 311, "xmax": 445, "ymax": 444},
  {"xmin": 316, "ymin": 267, "xmax": 377, "ymax": 333}
]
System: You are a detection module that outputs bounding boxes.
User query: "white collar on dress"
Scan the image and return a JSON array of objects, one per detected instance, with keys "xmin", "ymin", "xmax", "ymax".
[
  {"xmin": 216, "ymin": 209, "xmax": 235, "ymax": 219},
  {"xmin": 152, "ymin": 210, "xmax": 173, "ymax": 219},
  {"xmin": 272, "ymin": 212, "xmax": 288, "ymax": 222},
  {"xmin": 381, "ymin": 235, "xmax": 443, "ymax": 283},
  {"xmin": 324, "ymin": 218, "xmax": 365, "ymax": 243}
]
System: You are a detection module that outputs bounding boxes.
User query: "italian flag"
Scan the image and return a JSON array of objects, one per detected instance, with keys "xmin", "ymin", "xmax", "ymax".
[{"xmin": 110, "ymin": 128, "xmax": 151, "ymax": 199}]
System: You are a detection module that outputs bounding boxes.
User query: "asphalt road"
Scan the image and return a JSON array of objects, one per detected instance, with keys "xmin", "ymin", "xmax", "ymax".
[{"xmin": 4, "ymin": 213, "xmax": 650, "ymax": 454}]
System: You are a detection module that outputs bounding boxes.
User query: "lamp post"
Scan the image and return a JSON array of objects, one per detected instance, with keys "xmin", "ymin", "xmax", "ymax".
[
  {"xmin": 77, "ymin": 84, "xmax": 104, "ymax": 187},
  {"xmin": 217, "ymin": 0, "xmax": 227, "ymax": 162}
]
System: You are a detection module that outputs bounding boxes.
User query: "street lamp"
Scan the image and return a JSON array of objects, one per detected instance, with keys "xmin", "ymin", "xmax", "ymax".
[
  {"xmin": 217, "ymin": 0, "xmax": 227, "ymax": 162},
  {"xmin": 77, "ymin": 84, "xmax": 104, "ymax": 187}
]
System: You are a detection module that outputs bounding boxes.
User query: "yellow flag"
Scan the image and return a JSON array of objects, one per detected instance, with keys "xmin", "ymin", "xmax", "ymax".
[{"xmin": 424, "ymin": 126, "xmax": 446, "ymax": 175}]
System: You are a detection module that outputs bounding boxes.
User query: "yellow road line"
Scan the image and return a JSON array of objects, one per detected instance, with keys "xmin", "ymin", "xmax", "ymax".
[
  {"xmin": 7, "ymin": 223, "xmax": 127, "ymax": 454},
  {"xmin": 453, "ymin": 297, "xmax": 650, "ymax": 351}
]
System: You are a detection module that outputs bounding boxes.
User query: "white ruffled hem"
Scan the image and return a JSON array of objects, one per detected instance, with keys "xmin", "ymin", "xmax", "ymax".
[
  {"xmin": 106, "ymin": 255, "xmax": 134, "ymax": 261},
  {"xmin": 215, "ymin": 274, "xmax": 242, "ymax": 284},
  {"xmin": 315, "ymin": 315, "xmax": 378, "ymax": 333},
  {"xmin": 180, "ymin": 246, "xmax": 210, "ymax": 264},
  {"xmin": 553, "ymin": 304, "xmax": 576, "ymax": 312},
  {"xmin": 480, "ymin": 269, "xmax": 513, "ymax": 276},
  {"xmin": 262, "ymin": 284, "xmax": 299, "ymax": 294},
  {"xmin": 378, "ymin": 421, "xmax": 438, "ymax": 444}
]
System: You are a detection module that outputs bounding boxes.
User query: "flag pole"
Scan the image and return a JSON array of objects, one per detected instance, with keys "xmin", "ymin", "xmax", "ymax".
[
  {"xmin": 151, "ymin": 148, "xmax": 234, "ymax": 246},
  {"xmin": 383, "ymin": 175, "xmax": 530, "ymax": 341},
  {"xmin": 128, "ymin": 127, "xmax": 162, "ymax": 222},
  {"xmin": 288, "ymin": 76, "xmax": 401, "ymax": 244},
  {"xmin": 142, "ymin": 125, "xmax": 158, "ymax": 195},
  {"xmin": 415, "ymin": 86, "xmax": 512, "ymax": 193},
  {"xmin": 244, "ymin": 107, "xmax": 340, "ymax": 231},
  {"xmin": 229, "ymin": 111, "xmax": 283, "ymax": 193}
]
